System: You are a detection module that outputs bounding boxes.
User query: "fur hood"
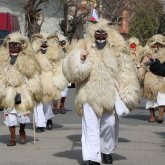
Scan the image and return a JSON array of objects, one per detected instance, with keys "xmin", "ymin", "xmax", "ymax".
[
  {"xmin": 31, "ymin": 33, "xmax": 64, "ymax": 63},
  {"xmin": 2, "ymin": 32, "xmax": 41, "ymax": 78},
  {"xmin": 86, "ymin": 18, "xmax": 128, "ymax": 53},
  {"xmin": 3, "ymin": 32, "xmax": 34, "ymax": 57},
  {"xmin": 127, "ymin": 37, "xmax": 140, "ymax": 46},
  {"xmin": 147, "ymin": 34, "xmax": 165, "ymax": 47}
]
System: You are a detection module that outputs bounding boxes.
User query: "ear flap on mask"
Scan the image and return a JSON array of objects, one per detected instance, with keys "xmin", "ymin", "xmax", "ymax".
[
  {"xmin": 3, "ymin": 36, "xmax": 10, "ymax": 48},
  {"xmin": 107, "ymin": 22, "xmax": 114, "ymax": 26},
  {"xmin": 147, "ymin": 39, "xmax": 153, "ymax": 45},
  {"xmin": 47, "ymin": 34, "xmax": 59, "ymax": 41},
  {"xmin": 20, "ymin": 38, "xmax": 28, "ymax": 49},
  {"xmin": 31, "ymin": 33, "xmax": 43, "ymax": 41}
]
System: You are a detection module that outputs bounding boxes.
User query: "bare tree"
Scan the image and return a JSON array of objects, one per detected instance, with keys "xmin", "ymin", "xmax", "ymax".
[
  {"xmin": 100, "ymin": 0, "xmax": 136, "ymax": 24},
  {"xmin": 129, "ymin": 0, "xmax": 163, "ymax": 44},
  {"xmin": 24, "ymin": 0, "xmax": 48, "ymax": 39},
  {"xmin": 60, "ymin": 0, "xmax": 94, "ymax": 44}
]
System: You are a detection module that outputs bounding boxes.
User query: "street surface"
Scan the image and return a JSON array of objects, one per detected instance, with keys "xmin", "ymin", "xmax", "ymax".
[{"xmin": 0, "ymin": 88, "xmax": 165, "ymax": 165}]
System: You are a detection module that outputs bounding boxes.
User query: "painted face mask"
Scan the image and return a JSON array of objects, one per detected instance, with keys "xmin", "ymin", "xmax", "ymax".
[
  {"xmin": 9, "ymin": 42, "xmax": 22, "ymax": 65},
  {"xmin": 130, "ymin": 43, "xmax": 137, "ymax": 50},
  {"xmin": 94, "ymin": 30, "xmax": 108, "ymax": 50},
  {"xmin": 40, "ymin": 41, "xmax": 48, "ymax": 54}
]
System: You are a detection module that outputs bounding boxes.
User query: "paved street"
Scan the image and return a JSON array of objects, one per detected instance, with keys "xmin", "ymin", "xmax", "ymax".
[{"xmin": 0, "ymin": 88, "xmax": 165, "ymax": 165}]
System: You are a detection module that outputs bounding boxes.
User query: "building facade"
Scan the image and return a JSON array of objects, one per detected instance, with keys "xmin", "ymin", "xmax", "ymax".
[{"xmin": 0, "ymin": 0, "xmax": 63, "ymax": 34}]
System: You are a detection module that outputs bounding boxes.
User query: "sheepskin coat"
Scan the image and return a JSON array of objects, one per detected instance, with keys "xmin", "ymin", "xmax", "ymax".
[
  {"xmin": 31, "ymin": 33, "xmax": 68, "ymax": 103},
  {"xmin": 0, "ymin": 32, "xmax": 43, "ymax": 114},
  {"xmin": 63, "ymin": 19, "xmax": 140, "ymax": 117},
  {"xmin": 138, "ymin": 34, "xmax": 165, "ymax": 100}
]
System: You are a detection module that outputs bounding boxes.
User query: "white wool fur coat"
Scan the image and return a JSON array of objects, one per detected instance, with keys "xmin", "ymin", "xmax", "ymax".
[
  {"xmin": 0, "ymin": 32, "xmax": 43, "ymax": 114},
  {"xmin": 31, "ymin": 33, "xmax": 68, "ymax": 103},
  {"xmin": 63, "ymin": 19, "xmax": 140, "ymax": 117}
]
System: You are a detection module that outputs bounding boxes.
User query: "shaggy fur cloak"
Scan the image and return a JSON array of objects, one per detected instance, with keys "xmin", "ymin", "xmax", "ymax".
[
  {"xmin": 63, "ymin": 19, "xmax": 140, "ymax": 117},
  {"xmin": 31, "ymin": 33, "xmax": 68, "ymax": 103},
  {"xmin": 0, "ymin": 32, "xmax": 43, "ymax": 114},
  {"xmin": 138, "ymin": 34, "xmax": 165, "ymax": 100}
]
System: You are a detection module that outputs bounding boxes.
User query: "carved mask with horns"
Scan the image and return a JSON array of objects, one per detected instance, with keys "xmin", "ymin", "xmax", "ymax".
[{"xmin": 31, "ymin": 33, "xmax": 60, "ymax": 54}]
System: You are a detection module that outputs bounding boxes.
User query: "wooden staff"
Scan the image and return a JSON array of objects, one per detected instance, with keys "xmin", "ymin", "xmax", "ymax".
[{"xmin": 33, "ymin": 111, "xmax": 36, "ymax": 144}]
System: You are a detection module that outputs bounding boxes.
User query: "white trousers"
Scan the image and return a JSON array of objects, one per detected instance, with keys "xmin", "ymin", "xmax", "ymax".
[
  {"xmin": 146, "ymin": 92, "xmax": 165, "ymax": 109},
  {"xmin": 61, "ymin": 88, "xmax": 68, "ymax": 97},
  {"xmin": 34, "ymin": 103, "xmax": 46, "ymax": 127},
  {"xmin": 43, "ymin": 101, "xmax": 54, "ymax": 122},
  {"xmin": 4, "ymin": 108, "xmax": 30, "ymax": 127},
  {"xmin": 34, "ymin": 101, "xmax": 54, "ymax": 127},
  {"xmin": 82, "ymin": 103, "xmax": 119, "ymax": 163}
]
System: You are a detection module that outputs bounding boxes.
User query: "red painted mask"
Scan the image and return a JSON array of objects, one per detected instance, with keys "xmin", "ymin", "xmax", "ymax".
[{"xmin": 130, "ymin": 43, "xmax": 137, "ymax": 50}]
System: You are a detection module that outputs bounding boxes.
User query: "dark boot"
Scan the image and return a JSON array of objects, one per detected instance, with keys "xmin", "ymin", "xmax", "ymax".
[
  {"xmin": 36, "ymin": 127, "xmax": 44, "ymax": 133},
  {"xmin": 19, "ymin": 123, "xmax": 26, "ymax": 144},
  {"xmin": 46, "ymin": 119, "xmax": 53, "ymax": 130},
  {"xmin": 149, "ymin": 108, "xmax": 156, "ymax": 122},
  {"xmin": 101, "ymin": 153, "xmax": 113, "ymax": 164},
  {"xmin": 54, "ymin": 100, "xmax": 58, "ymax": 114},
  {"xmin": 157, "ymin": 106, "xmax": 164, "ymax": 123},
  {"xmin": 7, "ymin": 126, "xmax": 16, "ymax": 146},
  {"xmin": 60, "ymin": 97, "xmax": 66, "ymax": 114}
]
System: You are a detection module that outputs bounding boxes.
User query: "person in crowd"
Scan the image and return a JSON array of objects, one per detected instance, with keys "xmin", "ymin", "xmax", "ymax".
[
  {"xmin": 31, "ymin": 32, "xmax": 68, "ymax": 104},
  {"xmin": 62, "ymin": 19, "xmax": 140, "ymax": 165},
  {"xmin": 127, "ymin": 37, "xmax": 144, "ymax": 98},
  {"xmin": 0, "ymin": 32, "xmax": 43, "ymax": 146},
  {"xmin": 53, "ymin": 35, "xmax": 70, "ymax": 114},
  {"xmin": 31, "ymin": 32, "xmax": 68, "ymax": 129},
  {"xmin": 127, "ymin": 36, "xmax": 144, "ymax": 69},
  {"xmin": 139, "ymin": 34, "xmax": 165, "ymax": 123},
  {"xmin": 52, "ymin": 34, "xmax": 76, "ymax": 114}
]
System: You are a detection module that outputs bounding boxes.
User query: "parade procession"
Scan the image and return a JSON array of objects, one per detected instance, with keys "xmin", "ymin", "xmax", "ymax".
[{"xmin": 0, "ymin": 0, "xmax": 165, "ymax": 165}]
